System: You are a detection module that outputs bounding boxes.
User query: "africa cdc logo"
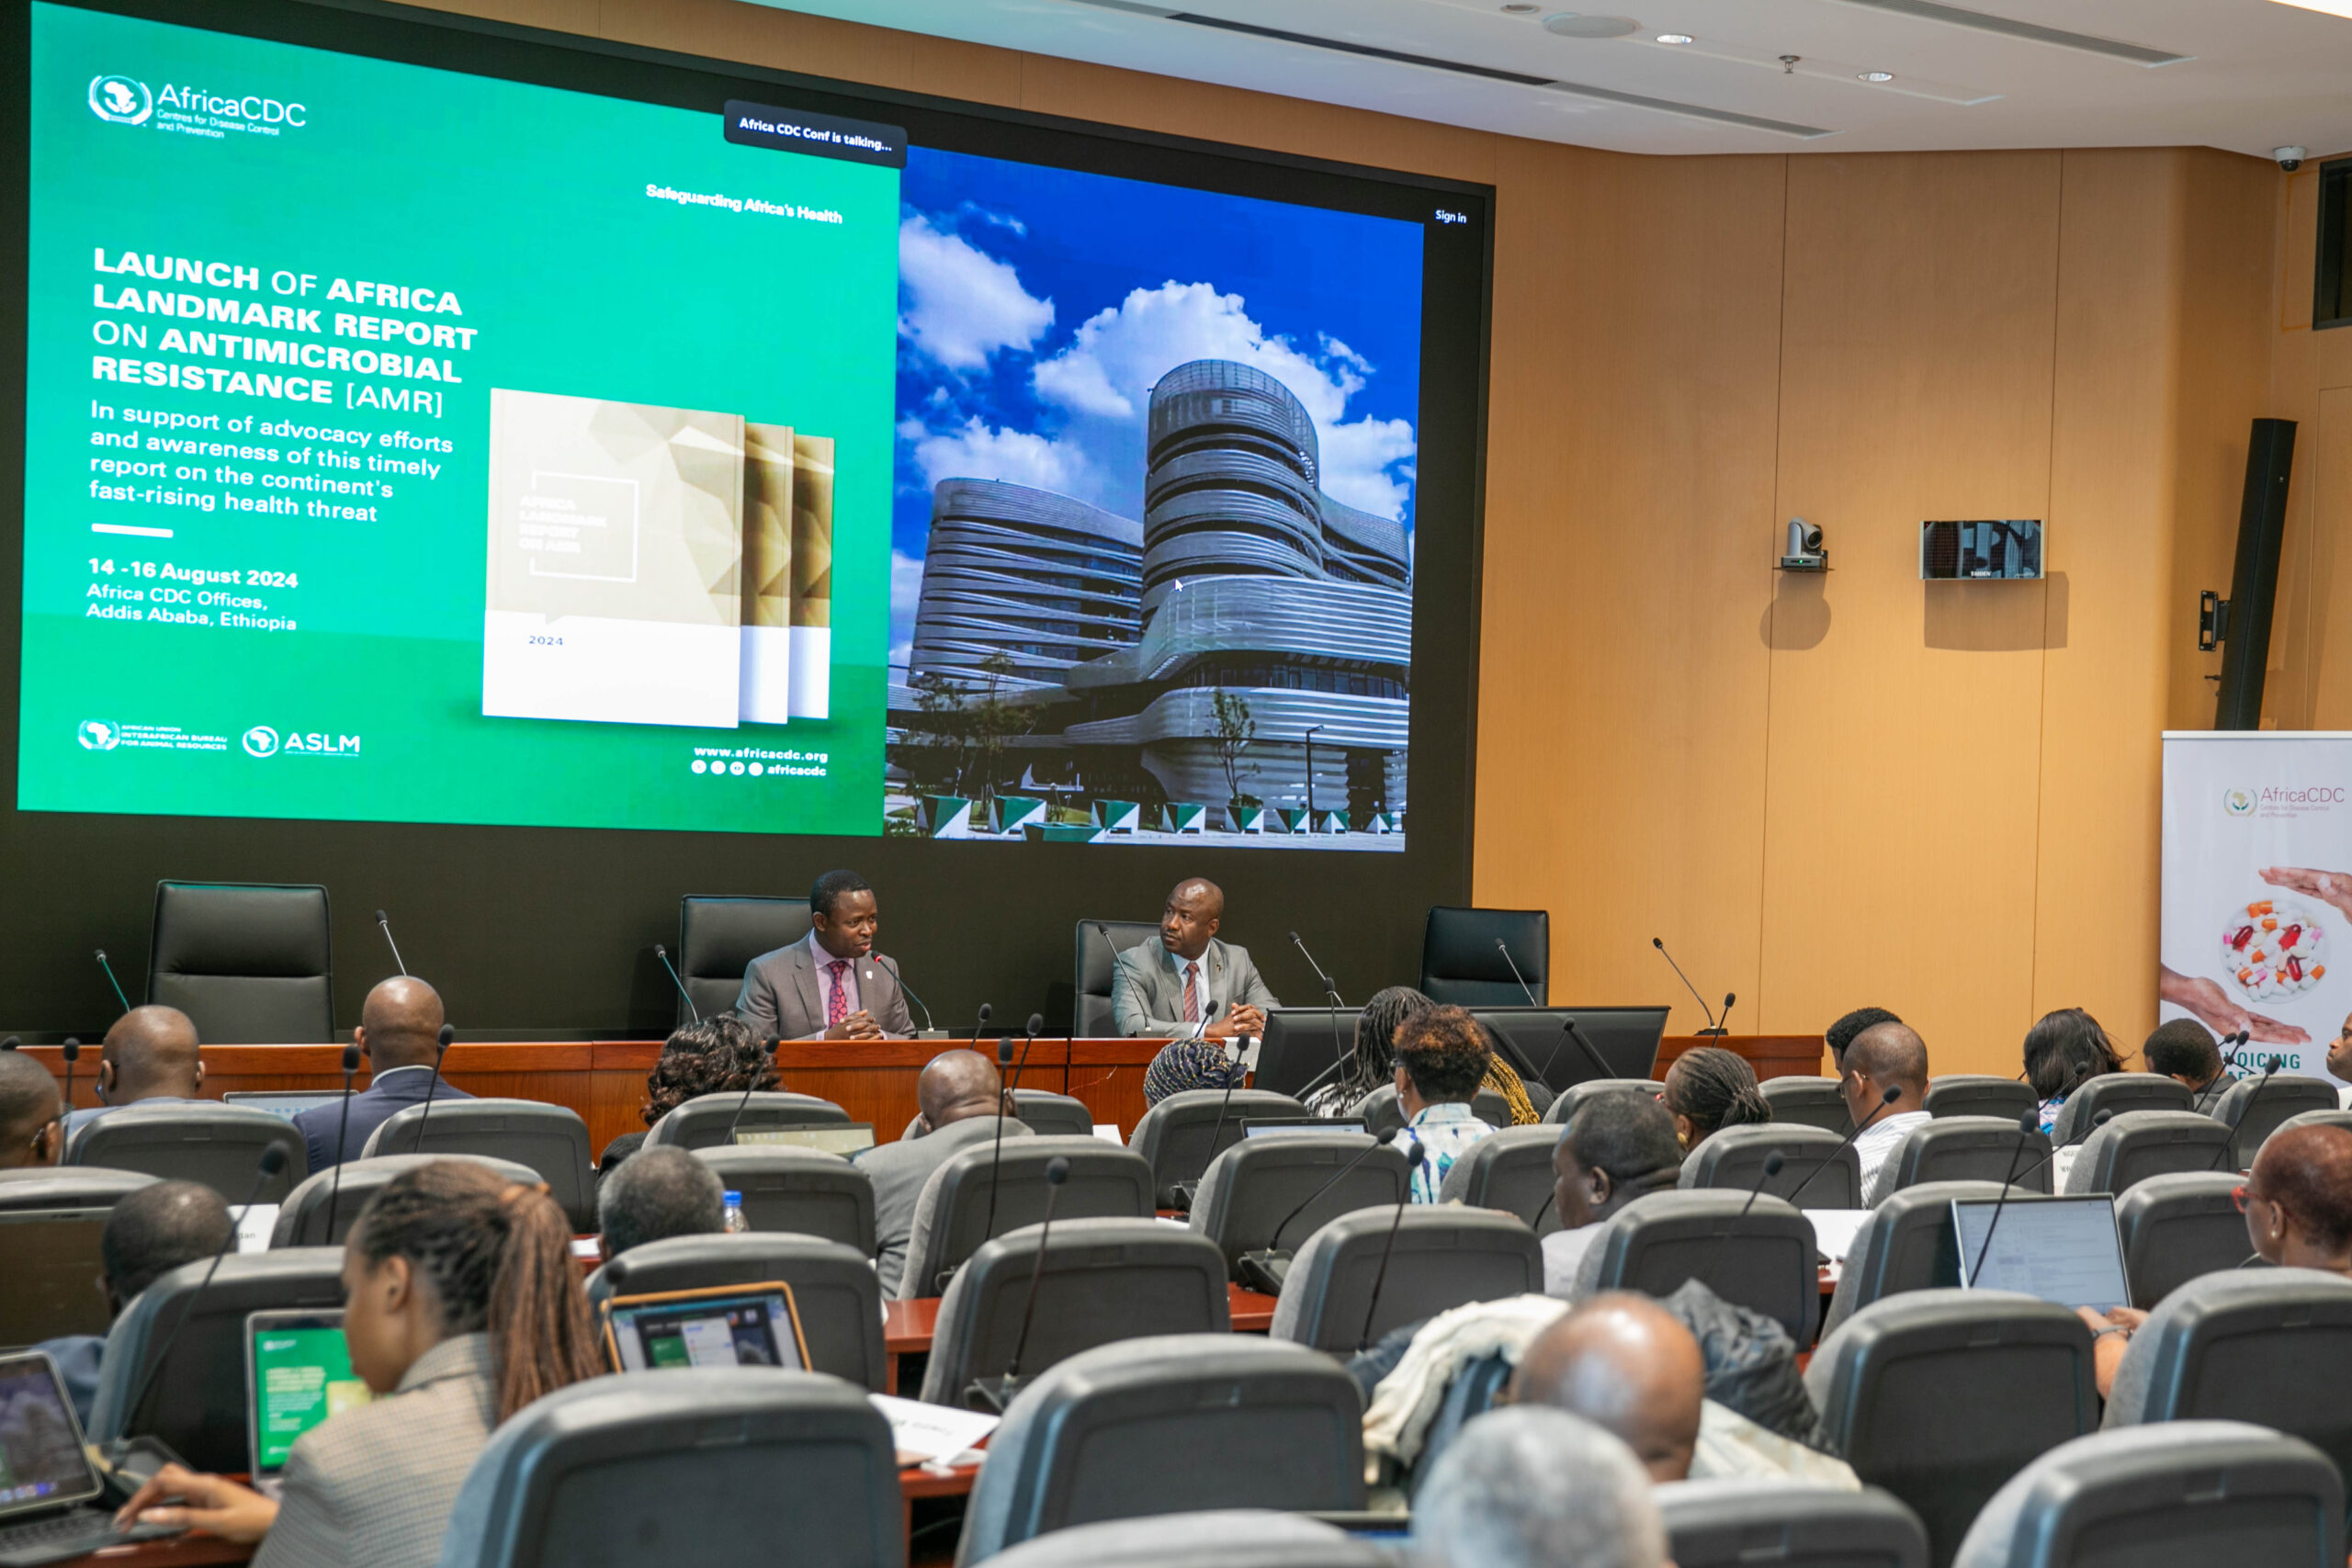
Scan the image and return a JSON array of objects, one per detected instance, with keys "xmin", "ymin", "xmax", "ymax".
[
  {"xmin": 87, "ymin": 74, "xmax": 153, "ymax": 125},
  {"xmin": 76, "ymin": 720, "xmax": 119, "ymax": 751},
  {"xmin": 2223, "ymin": 787, "xmax": 2256, "ymax": 818},
  {"xmin": 243, "ymin": 726, "xmax": 280, "ymax": 758}
]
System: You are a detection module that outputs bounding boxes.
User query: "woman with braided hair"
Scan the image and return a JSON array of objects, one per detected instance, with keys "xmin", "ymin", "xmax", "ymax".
[
  {"xmin": 113, "ymin": 1161, "xmax": 602, "ymax": 1567},
  {"xmin": 1660, "ymin": 1045, "xmax": 1772, "ymax": 1151},
  {"xmin": 597, "ymin": 1013, "xmax": 780, "ymax": 1173},
  {"xmin": 1307, "ymin": 986, "xmax": 1543, "ymax": 1125}
]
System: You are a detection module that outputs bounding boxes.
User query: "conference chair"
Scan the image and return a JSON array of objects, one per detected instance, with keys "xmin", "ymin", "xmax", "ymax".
[
  {"xmin": 146, "ymin": 879, "xmax": 334, "ymax": 1043},
  {"xmin": 1952, "ymin": 1422, "xmax": 2343, "ymax": 1568},
  {"xmin": 1129, "ymin": 1089, "xmax": 1306, "ymax": 1208},
  {"xmin": 586, "ymin": 1232, "xmax": 887, "ymax": 1390},
  {"xmin": 0, "ymin": 1167, "xmax": 155, "ymax": 1212},
  {"xmin": 2112, "ymin": 1172, "xmax": 2251, "ymax": 1311},
  {"xmin": 919, "ymin": 1218, "xmax": 1230, "ymax": 1407},
  {"xmin": 2102, "ymin": 1269, "xmax": 2352, "ymax": 1488},
  {"xmin": 436, "ymin": 1367, "xmax": 900, "ymax": 1568},
  {"xmin": 2061, "ymin": 1111, "xmax": 2234, "ymax": 1197},
  {"xmin": 1679, "ymin": 1122, "xmax": 1862, "ymax": 1211},
  {"xmin": 693, "ymin": 1146, "xmax": 877, "ymax": 1252},
  {"xmin": 1540, "ymin": 1077, "xmax": 1667, "ymax": 1126},
  {"xmin": 2050, "ymin": 1074, "xmax": 2191, "ymax": 1146},
  {"xmin": 1012, "ymin": 1089, "xmax": 1095, "ymax": 1137},
  {"xmin": 1657, "ymin": 1480, "xmax": 1931, "ymax": 1568},
  {"xmin": 1758, "ymin": 1076, "xmax": 1850, "ymax": 1134},
  {"xmin": 2207, "ymin": 1074, "xmax": 2337, "ymax": 1168},
  {"xmin": 899, "ymin": 1137, "xmax": 1153, "ymax": 1300},
  {"xmin": 675, "ymin": 894, "xmax": 815, "ymax": 1027},
  {"xmin": 643, "ymin": 1090, "xmax": 850, "ymax": 1151},
  {"xmin": 363, "ymin": 1098, "xmax": 597, "ymax": 1231},
  {"xmin": 1571, "ymin": 1190, "xmax": 1817, "ymax": 1345},
  {"xmin": 271, "ymin": 1152, "xmax": 540, "ymax": 1246},
  {"xmin": 1188, "ymin": 1134, "xmax": 1410, "ymax": 1285},
  {"xmin": 1348, "ymin": 1083, "xmax": 1513, "ymax": 1140},
  {"xmin": 1417, "ymin": 906, "xmax": 1547, "ymax": 1007},
  {"xmin": 88, "ymin": 1247, "xmax": 346, "ymax": 1472},
  {"xmin": 1880, "ymin": 1117, "xmax": 2053, "ymax": 1196},
  {"xmin": 2270, "ymin": 1106, "xmax": 2352, "ymax": 1143},
  {"xmin": 1073, "ymin": 919, "xmax": 1159, "ymax": 1037},
  {"xmin": 1820, "ymin": 1179, "xmax": 2009, "ymax": 1340},
  {"xmin": 1272, "ymin": 1206, "xmax": 1542, "ymax": 1353},
  {"xmin": 1923, "ymin": 1075, "xmax": 2039, "ymax": 1123},
  {"xmin": 979, "ymin": 1512, "xmax": 1385, "ymax": 1568},
  {"xmin": 66, "ymin": 1102, "xmax": 307, "ymax": 1203},
  {"xmin": 1806, "ymin": 1290, "xmax": 2099, "ymax": 1568},
  {"xmin": 956, "ymin": 1334, "xmax": 1365, "ymax": 1565},
  {"xmin": 1435, "ymin": 1124, "xmax": 1559, "ymax": 1232}
]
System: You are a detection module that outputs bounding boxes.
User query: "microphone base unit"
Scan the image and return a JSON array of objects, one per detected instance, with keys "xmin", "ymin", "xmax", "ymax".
[
  {"xmin": 1690, "ymin": 1027, "xmax": 1731, "ymax": 1038},
  {"xmin": 963, "ymin": 1375, "xmax": 1021, "ymax": 1415},
  {"xmin": 909, "ymin": 1029, "xmax": 954, "ymax": 1041},
  {"xmin": 1236, "ymin": 1249, "xmax": 1291, "ymax": 1294}
]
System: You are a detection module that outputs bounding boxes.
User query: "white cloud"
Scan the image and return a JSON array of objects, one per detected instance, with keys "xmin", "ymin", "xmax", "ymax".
[
  {"xmin": 902, "ymin": 414, "xmax": 1089, "ymax": 500},
  {"xmin": 898, "ymin": 214, "xmax": 1053, "ymax": 372},
  {"xmin": 889, "ymin": 547, "xmax": 924, "ymax": 670},
  {"xmin": 1318, "ymin": 415, "xmax": 1418, "ymax": 520}
]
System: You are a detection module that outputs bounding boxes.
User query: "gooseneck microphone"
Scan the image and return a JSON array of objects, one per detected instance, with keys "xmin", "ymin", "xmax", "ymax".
[
  {"xmin": 322, "ymin": 1043, "xmax": 361, "ymax": 1239},
  {"xmin": 120, "ymin": 1145, "xmax": 288, "ymax": 1433},
  {"xmin": 374, "ymin": 909, "xmax": 407, "ymax": 976},
  {"xmin": 969, "ymin": 1155, "xmax": 1071, "ymax": 1413},
  {"xmin": 968, "ymin": 1001, "xmax": 994, "ymax": 1056},
  {"xmin": 1717, "ymin": 992, "xmax": 1738, "ymax": 1035},
  {"xmin": 1546, "ymin": 1013, "xmax": 1619, "ymax": 1088},
  {"xmin": 652, "ymin": 943, "xmax": 699, "ymax": 1024},
  {"xmin": 1965, "ymin": 1111, "xmax": 2047, "ymax": 1288},
  {"xmin": 1782, "ymin": 1084, "xmax": 1904, "ymax": 1206},
  {"xmin": 722, "ymin": 1038, "xmax": 785, "ymax": 1149},
  {"xmin": 94, "ymin": 950, "xmax": 131, "ymax": 1014},
  {"xmin": 1184, "ymin": 1008, "xmax": 1244, "ymax": 1211},
  {"xmin": 981, "ymin": 1036, "xmax": 1016, "ymax": 1249},
  {"xmin": 1238, "ymin": 1128, "xmax": 1404, "ymax": 1293},
  {"xmin": 1357, "ymin": 1136, "xmax": 1424, "ymax": 1350},
  {"xmin": 410, "ymin": 1023, "xmax": 455, "ymax": 1153},
  {"xmin": 1650, "ymin": 938, "xmax": 1725, "ymax": 1035},
  {"xmin": 875, "ymin": 954, "xmax": 935, "ymax": 1035},
  {"xmin": 2211, "ymin": 1054, "xmax": 2283, "ymax": 1171},
  {"xmin": 1290, "ymin": 930, "xmax": 1351, "ymax": 1103},
  {"xmin": 1995, "ymin": 1106, "xmax": 2115, "ymax": 1203},
  {"xmin": 60, "ymin": 1039, "xmax": 79, "ymax": 1127},
  {"xmin": 1010, "ymin": 1013, "xmax": 1043, "ymax": 1096},
  {"xmin": 1701, "ymin": 1151, "xmax": 1786, "ymax": 1294},
  {"xmin": 1495, "ymin": 939, "xmax": 1542, "ymax": 1008}
]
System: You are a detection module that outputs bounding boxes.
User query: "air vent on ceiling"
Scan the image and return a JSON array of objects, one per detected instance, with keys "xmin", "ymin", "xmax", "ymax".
[
  {"xmin": 1824, "ymin": 0, "xmax": 2190, "ymax": 67},
  {"xmin": 1063, "ymin": 1, "xmax": 1838, "ymax": 139}
]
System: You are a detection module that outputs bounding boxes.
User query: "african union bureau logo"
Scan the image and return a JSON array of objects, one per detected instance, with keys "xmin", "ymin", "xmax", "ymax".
[
  {"xmin": 87, "ymin": 75, "xmax": 153, "ymax": 125},
  {"xmin": 243, "ymin": 726, "xmax": 280, "ymax": 758},
  {"xmin": 2223, "ymin": 787, "xmax": 2256, "ymax": 818},
  {"xmin": 77, "ymin": 720, "xmax": 119, "ymax": 751}
]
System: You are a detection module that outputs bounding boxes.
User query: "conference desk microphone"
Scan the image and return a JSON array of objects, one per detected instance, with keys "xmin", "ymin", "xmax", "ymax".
[
  {"xmin": 652, "ymin": 943, "xmax": 699, "ymax": 1024},
  {"xmin": 94, "ymin": 949, "xmax": 132, "ymax": 1014},
  {"xmin": 1964, "ymin": 1111, "xmax": 2049, "ymax": 1288},
  {"xmin": 966, "ymin": 1155, "xmax": 1071, "ymax": 1415},
  {"xmin": 1355, "ymin": 1136, "xmax": 1423, "ymax": 1352},
  {"xmin": 981, "ymin": 1034, "xmax": 1016, "ymax": 1249},
  {"xmin": 1990, "ymin": 1108, "xmax": 2116, "ymax": 1212},
  {"xmin": 875, "ymin": 954, "xmax": 942, "ymax": 1037},
  {"xmin": 1011, "ymin": 1014, "xmax": 1043, "ymax": 1096},
  {"xmin": 1699, "ymin": 1152, "xmax": 1785, "ymax": 1296},
  {"xmin": 2209, "ymin": 1052, "xmax": 2284, "ymax": 1172},
  {"xmin": 60, "ymin": 1039, "xmax": 79, "ymax": 1134},
  {"xmin": 1650, "ymin": 938, "xmax": 1728, "ymax": 1037},
  {"xmin": 1175, "ymin": 1004, "xmax": 1238, "ymax": 1213},
  {"xmin": 410, "ymin": 1024, "xmax": 456, "ymax": 1153},
  {"xmin": 322, "ymin": 1043, "xmax": 361, "ymax": 1241},
  {"xmin": 1781, "ymin": 1085, "xmax": 1903, "ymax": 1207},
  {"xmin": 1289, "ymin": 930, "xmax": 1351, "ymax": 1102},
  {"xmin": 1238, "ymin": 1128, "xmax": 1403, "ymax": 1294},
  {"xmin": 721, "ymin": 1038, "xmax": 785, "ymax": 1149},
  {"xmin": 1495, "ymin": 939, "xmax": 1542, "ymax": 1009},
  {"xmin": 374, "ymin": 908, "xmax": 408, "ymax": 976},
  {"xmin": 968, "ymin": 1002, "xmax": 994, "ymax": 1056},
  {"xmin": 1549, "ymin": 1013, "xmax": 1620, "ymax": 1089}
]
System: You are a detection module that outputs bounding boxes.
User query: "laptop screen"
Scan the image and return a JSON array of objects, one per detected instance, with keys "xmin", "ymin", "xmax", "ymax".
[
  {"xmin": 0, "ymin": 1353, "xmax": 99, "ymax": 1517},
  {"xmin": 1951, "ymin": 1195, "xmax": 2132, "ymax": 1312},
  {"xmin": 604, "ymin": 1286, "xmax": 807, "ymax": 1373},
  {"xmin": 222, "ymin": 1091, "xmax": 345, "ymax": 1119},
  {"xmin": 0, "ymin": 1209, "xmax": 112, "ymax": 1348},
  {"xmin": 733, "ymin": 1124, "xmax": 876, "ymax": 1155},
  {"xmin": 1241, "ymin": 1120, "xmax": 1368, "ymax": 1140},
  {"xmin": 245, "ymin": 1311, "xmax": 375, "ymax": 1480}
]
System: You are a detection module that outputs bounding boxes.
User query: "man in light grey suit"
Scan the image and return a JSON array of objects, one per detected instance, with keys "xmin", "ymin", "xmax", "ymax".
[
  {"xmin": 854, "ymin": 1048, "xmax": 1030, "ymax": 1295},
  {"xmin": 1114, "ymin": 877, "xmax": 1279, "ymax": 1038},
  {"xmin": 734, "ymin": 870, "xmax": 917, "ymax": 1041}
]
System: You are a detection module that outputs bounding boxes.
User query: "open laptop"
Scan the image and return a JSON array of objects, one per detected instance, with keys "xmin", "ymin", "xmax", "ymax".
[
  {"xmin": 244, "ymin": 1310, "xmax": 375, "ymax": 1499},
  {"xmin": 222, "ymin": 1090, "xmax": 345, "ymax": 1119},
  {"xmin": 602, "ymin": 1282, "xmax": 809, "ymax": 1373},
  {"xmin": 732, "ymin": 1124, "xmax": 876, "ymax": 1156},
  {"xmin": 1240, "ymin": 1118, "xmax": 1368, "ymax": 1140},
  {"xmin": 1951, "ymin": 1194, "xmax": 2132, "ymax": 1312},
  {"xmin": 0, "ymin": 1352, "xmax": 179, "ymax": 1566},
  {"xmin": 0, "ymin": 1211, "xmax": 111, "ymax": 1349}
]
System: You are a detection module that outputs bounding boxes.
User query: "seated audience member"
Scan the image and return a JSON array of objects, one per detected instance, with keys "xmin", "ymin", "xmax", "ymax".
[
  {"xmin": 597, "ymin": 1015, "xmax": 776, "ymax": 1174},
  {"xmin": 595, "ymin": 1145, "xmax": 724, "ymax": 1261},
  {"xmin": 1515, "ymin": 1293, "xmax": 1860, "ymax": 1487},
  {"xmin": 1394, "ymin": 1007, "xmax": 1499, "ymax": 1201},
  {"xmin": 2331, "ymin": 1009, "xmax": 2352, "ymax": 1106},
  {"xmin": 1410, "ymin": 1405, "xmax": 1667, "ymax": 1568},
  {"xmin": 115, "ymin": 1161, "xmax": 601, "ymax": 1568},
  {"xmin": 2143, "ymin": 1018, "xmax": 2231, "ymax": 1113},
  {"xmin": 1825, "ymin": 1006, "xmax": 1902, "ymax": 1074},
  {"xmin": 33, "ymin": 1180, "xmax": 231, "ymax": 1427},
  {"xmin": 1306, "ymin": 985, "xmax": 1432, "ymax": 1116},
  {"xmin": 2079, "ymin": 1121, "xmax": 2352, "ymax": 1397},
  {"xmin": 291, "ymin": 976, "xmax": 471, "ymax": 1170},
  {"xmin": 0, "ymin": 1048, "xmax": 63, "ymax": 1168},
  {"xmin": 1660, "ymin": 1046, "xmax": 1770, "ymax": 1152},
  {"xmin": 854, "ymin": 1048, "xmax": 1029, "ymax": 1295},
  {"xmin": 64, "ymin": 1006, "xmax": 204, "ymax": 1137},
  {"xmin": 1840, "ymin": 1021, "xmax": 1931, "ymax": 1204},
  {"xmin": 2022, "ymin": 1007, "xmax": 2122, "ymax": 1136},
  {"xmin": 1544, "ymin": 1094, "xmax": 1683, "ymax": 1294},
  {"xmin": 734, "ymin": 869, "xmax": 915, "ymax": 1043}
]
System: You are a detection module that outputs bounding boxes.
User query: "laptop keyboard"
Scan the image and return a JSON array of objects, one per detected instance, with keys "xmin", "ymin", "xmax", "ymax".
[{"xmin": 0, "ymin": 1508, "xmax": 177, "ymax": 1567}]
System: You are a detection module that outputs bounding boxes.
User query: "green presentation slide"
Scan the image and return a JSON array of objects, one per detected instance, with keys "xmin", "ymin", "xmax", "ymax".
[
  {"xmin": 20, "ymin": 4, "xmax": 899, "ymax": 833},
  {"xmin": 250, "ymin": 1324, "xmax": 371, "ymax": 1470}
]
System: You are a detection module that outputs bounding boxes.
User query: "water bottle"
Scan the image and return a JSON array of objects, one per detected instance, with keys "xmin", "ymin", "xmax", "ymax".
[{"xmin": 723, "ymin": 1190, "xmax": 748, "ymax": 1234}]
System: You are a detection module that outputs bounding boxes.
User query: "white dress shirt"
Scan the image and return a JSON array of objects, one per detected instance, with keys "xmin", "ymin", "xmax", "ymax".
[
  {"xmin": 1854, "ymin": 1110, "xmax": 1933, "ymax": 1205},
  {"xmin": 807, "ymin": 931, "xmax": 861, "ymax": 1019}
]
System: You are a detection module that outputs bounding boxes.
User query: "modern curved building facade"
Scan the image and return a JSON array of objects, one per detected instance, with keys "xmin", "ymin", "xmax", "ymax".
[{"xmin": 908, "ymin": 479, "xmax": 1143, "ymax": 692}]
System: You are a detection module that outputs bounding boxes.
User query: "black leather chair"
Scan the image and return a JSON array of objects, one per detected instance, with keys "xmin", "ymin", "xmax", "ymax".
[
  {"xmin": 1679, "ymin": 1122, "xmax": 1862, "ymax": 1210},
  {"xmin": 643, "ymin": 1091, "xmax": 850, "ymax": 1152},
  {"xmin": 1925, "ymin": 1076, "xmax": 2038, "ymax": 1122},
  {"xmin": 1435, "ymin": 1124, "xmax": 1560, "ymax": 1231},
  {"xmin": 1807, "ymin": 1290, "xmax": 2099, "ymax": 1567},
  {"xmin": 899, "ymin": 1138, "xmax": 1155, "ymax": 1300},
  {"xmin": 66, "ymin": 1102, "xmax": 307, "ymax": 1203},
  {"xmin": 1953, "ymin": 1422, "xmax": 2342, "ymax": 1568},
  {"xmin": 1074, "ymin": 920, "xmax": 1159, "ymax": 1037},
  {"xmin": 2207, "ymin": 1075, "xmax": 2339, "ymax": 1168},
  {"xmin": 1541, "ymin": 1077, "xmax": 1667, "ymax": 1126},
  {"xmin": 2062, "ymin": 1111, "xmax": 2234, "ymax": 1198},
  {"xmin": 1189, "ymin": 1134, "xmax": 1410, "ymax": 1285},
  {"xmin": 1658, "ymin": 1480, "xmax": 1930, "ymax": 1568},
  {"xmin": 362, "ymin": 1099, "xmax": 596, "ymax": 1231},
  {"xmin": 1759, "ymin": 1076, "xmax": 1850, "ymax": 1134},
  {"xmin": 1418, "ymin": 907, "xmax": 1547, "ymax": 1007},
  {"xmin": 677, "ymin": 896, "xmax": 814, "ymax": 1026},
  {"xmin": 88, "ymin": 1247, "xmax": 347, "ymax": 1472},
  {"xmin": 1012, "ymin": 1090, "xmax": 1095, "ymax": 1137},
  {"xmin": 147, "ymin": 880, "xmax": 334, "ymax": 1043},
  {"xmin": 1130, "ymin": 1089, "xmax": 1307, "ymax": 1208},
  {"xmin": 436, "ymin": 1368, "xmax": 899, "ymax": 1568},
  {"xmin": 2050, "ymin": 1075, "xmax": 2191, "ymax": 1145},
  {"xmin": 1821, "ymin": 1180, "xmax": 2007, "ymax": 1339},
  {"xmin": 273, "ymin": 1152, "xmax": 539, "ymax": 1246},
  {"xmin": 1573, "ymin": 1190, "xmax": 1818, "ymax": 1345},
  {"xmin": 1881, "ymin": 1117, "xmax": 2052, "ymax": 1196},
  {"xmin": 2112, "ymin": 1172, "xmax": 2248, "ymax": 1311},
  {"xmin": 0, "ymin": 1168, "xmax": 156, "ymax": 1212},
  {"xmin": 586, "ymin": 1232, "xmax": 888, "ymax": 1391},
  {"xmin": 956, "ymin": 1335, "xmax": 1364, "ymax": 1564},
  {"xmin": 691, "ymin": 1146, "xmax": 876, "ymax": 1252},
  {"xmin": 1271, "ymin": 1206, "xmax": 1542, "ymax": 1352}
]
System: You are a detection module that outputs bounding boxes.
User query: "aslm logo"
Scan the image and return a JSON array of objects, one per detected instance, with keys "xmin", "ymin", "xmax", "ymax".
[
  {"xmin": 87, "ymin": 75, "xmax": 153, "ymax": 125},
  {"xmin": 243, "ymin": 726, "xmax": 279, "ymax": 757},
  {"xmin": 245, "ymin": 727, "xmax": 360, "ymax": 759}
]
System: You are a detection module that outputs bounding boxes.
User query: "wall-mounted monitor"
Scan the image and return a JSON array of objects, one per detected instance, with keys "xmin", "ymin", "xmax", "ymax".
[{"xmin": 1920, "ymin": 520, "xmax": 2043, "ymax": 581}]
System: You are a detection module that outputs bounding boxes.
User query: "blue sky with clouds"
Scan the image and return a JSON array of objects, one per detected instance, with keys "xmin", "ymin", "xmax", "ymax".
[{"xmin": 889, "ymin": 145, "xmax": 1425, "ymax": 666}]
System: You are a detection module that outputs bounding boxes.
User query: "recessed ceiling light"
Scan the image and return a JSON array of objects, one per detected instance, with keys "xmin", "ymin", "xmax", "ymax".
[
  {"xmin": 1543, "ymin": 14, "xmax": 1641, "ymax": 38},
  {"xmin": 1858, "ymin": 70, "xmax": 1895, "ymax": 82},
  {"xmin": 1500, "ymin": 3, "xmax": 1541, "ymax": 12},
  {"xmin": 1656, "ymin": 31, "xmax": 1694, "ymax": 44}
]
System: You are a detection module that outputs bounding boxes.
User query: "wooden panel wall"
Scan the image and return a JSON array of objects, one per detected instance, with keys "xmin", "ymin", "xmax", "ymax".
[{"xmin": 2269, "ymin": 152, "xmax": 2352, "ymax": 733}]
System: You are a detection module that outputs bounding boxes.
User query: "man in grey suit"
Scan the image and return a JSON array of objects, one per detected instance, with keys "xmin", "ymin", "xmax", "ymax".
[
  {"xmin": 1115, "ymin": 878, "xmax": 1281, "ymax": 1104},
  {"xmin": 854, "ymin": 1048, "xmax": 1030, "ymax": 1295},
  {"xmin": 734, "ymin": 869, "xmax": 917, "ymax": 1041}
]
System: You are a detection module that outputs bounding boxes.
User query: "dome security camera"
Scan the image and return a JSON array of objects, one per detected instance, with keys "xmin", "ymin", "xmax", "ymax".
[{"xmin": 2277, "ymin": 146, "xmax": 2307, "ymax": 172}]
